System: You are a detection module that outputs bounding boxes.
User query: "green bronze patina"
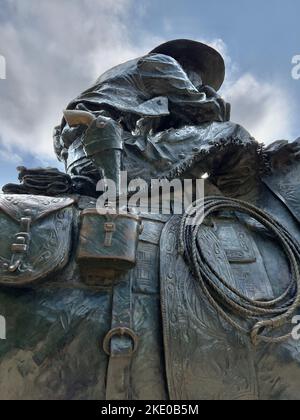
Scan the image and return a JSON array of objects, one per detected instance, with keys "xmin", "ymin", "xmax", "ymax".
[{"xmin": 1, "ymin": 39, "xmax": 300, "ymax": 400}]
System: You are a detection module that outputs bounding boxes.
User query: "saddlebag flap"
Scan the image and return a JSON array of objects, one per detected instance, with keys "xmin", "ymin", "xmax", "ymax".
[
  {"xmin": 77, "ymin": 208, "xmax": 142, "ymax": 284},
  {"xmin": 0, "ymin": 194, "xmax": 75, "ymax": 286}
]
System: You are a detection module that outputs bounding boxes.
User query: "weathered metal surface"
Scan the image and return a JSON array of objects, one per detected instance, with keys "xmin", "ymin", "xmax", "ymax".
[
  {"xmin": 160, "ymin": 202, "xmax": 300, "ymax": 400},
  {"xmin": 77, "ymin": 208, "xmax": 141, "ymax": 281},
  {"xmin": 1, "ymin": 39, "xmax": 300, "ymax": 401},
  {"xmin": 0, "ymin": 195, "xmax": 74, "ymax": 286},
  {"xmin": 0, "ymin": 212, "xmax": 168, "ymax": 400},
  {"xmin": 263, "ymin": 161, "xmax": 300, "ymax": 225}
]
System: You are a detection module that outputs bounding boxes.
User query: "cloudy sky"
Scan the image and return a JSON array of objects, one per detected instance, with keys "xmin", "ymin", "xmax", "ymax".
[{"xmin": 0, "ymin": 0, "xmax": 299, "ymax": 187}]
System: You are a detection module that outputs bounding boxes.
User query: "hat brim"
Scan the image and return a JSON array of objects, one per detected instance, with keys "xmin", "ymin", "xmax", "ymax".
[{"xmin": 149, "ymin": 39, "xmax": 225, "ymax": 91}]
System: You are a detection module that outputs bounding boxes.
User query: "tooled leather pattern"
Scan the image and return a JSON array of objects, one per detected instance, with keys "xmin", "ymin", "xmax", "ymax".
[
  {"xmin": 160, "ymin": 215, "xmax": 258, "ymax": 400},
  {"xmin": 0, "ymin": 195, "xmax": 74, "ymax": 286}
]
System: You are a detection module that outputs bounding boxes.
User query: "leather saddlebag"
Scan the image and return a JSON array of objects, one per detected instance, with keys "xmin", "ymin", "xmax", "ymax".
[{"xmin": 0, "ymin": 194, "xmax": 74, "ymax": 286}]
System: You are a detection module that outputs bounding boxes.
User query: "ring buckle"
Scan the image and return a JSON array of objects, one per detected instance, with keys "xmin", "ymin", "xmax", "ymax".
[{"xmin": 103, "ymin": 327, "xmax": 139, "ymax": 356}]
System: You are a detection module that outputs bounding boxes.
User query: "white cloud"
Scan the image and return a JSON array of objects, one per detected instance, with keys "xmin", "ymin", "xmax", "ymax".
[
  {"xmin": 0, "ymin": 148, "xmax": 22, "ymax": 165},
  {"xmin": 0, "ymin": 0, "xmax": 296, "ymax": 167},
  {"xmin": 203, "ymin": 39, "xmax": 296, "ymax": 144},
  {"xmin": 0, "ymin": 0, "xmax": 149, "ymax": 159},
  {"xmin": 222, "ymin": 74, "xmax": 295, "ymax": 144}
]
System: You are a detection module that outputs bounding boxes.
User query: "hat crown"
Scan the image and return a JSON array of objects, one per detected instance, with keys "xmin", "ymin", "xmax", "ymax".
[{"xmin": 149, "ymin": 39, "xmax": 225, "ymax": 91}]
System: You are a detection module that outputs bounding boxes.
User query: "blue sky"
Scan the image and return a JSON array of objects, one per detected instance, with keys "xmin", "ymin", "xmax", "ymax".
[{"xmin": 0, "ymin": 0, "xmax": 299, "ymax": 188}]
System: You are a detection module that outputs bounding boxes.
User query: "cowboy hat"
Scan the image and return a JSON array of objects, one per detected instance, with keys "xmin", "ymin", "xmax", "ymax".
[{"xmin": 149, "ymin": 39, "xmax": 225, "ymax": 91}]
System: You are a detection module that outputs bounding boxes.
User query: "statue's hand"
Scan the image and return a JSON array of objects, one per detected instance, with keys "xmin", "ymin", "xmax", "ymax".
[
  {"xmin": 63, "ymin": 110, "xmax": 123, "ymax": 187},
  {"xmin": 265, "ymin": 138, "xmax": 300, "ymax": 171},
  {"xmin": 63, "ymin": 111, "xmax": 123, "ymax": 152},
  {"xmin": 85, "ymin": 115, "xmax": 123, "ymax": 153}
]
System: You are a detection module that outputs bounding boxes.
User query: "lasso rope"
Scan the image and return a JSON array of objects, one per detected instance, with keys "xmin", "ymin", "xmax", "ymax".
[{"xmin": 179, "ymin": 196, "xmax": 300, "ymax": 346}]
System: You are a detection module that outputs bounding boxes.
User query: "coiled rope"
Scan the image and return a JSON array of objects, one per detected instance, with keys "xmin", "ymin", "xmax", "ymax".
[{"xmin": 179, "ymin": 196, "xmax": 300, "ymax": 345}]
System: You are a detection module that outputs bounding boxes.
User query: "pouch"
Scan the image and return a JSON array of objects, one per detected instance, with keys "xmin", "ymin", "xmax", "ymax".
[
  {"xmin": 77, "ymin": 208, "xmax": 142, "ymax": 284},
  {"xmin": 0, "ymin": 194, "xmax": 74, "ymax": 287}
]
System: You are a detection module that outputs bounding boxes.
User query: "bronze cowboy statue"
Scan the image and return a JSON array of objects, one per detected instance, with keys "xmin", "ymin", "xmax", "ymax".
[{"xmin": 1, "ymin": 39, "xmax": 300, "ymax": 400}]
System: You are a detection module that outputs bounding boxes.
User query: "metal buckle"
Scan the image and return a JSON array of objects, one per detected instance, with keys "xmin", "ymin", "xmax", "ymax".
[
  {"xmin": 104, "ymin": 222, "xmax": 116, "ymax": 232},
  {"xmin": 104, "ymin": 222, "xmax": 116, "ymax": 247},
  {"xmin": 8, "ymin": 217, "xmax": 31, "ymax": 273},
  {"xmin": 103, "ymin": 327, "xmax": 139, "ymax": 356}
]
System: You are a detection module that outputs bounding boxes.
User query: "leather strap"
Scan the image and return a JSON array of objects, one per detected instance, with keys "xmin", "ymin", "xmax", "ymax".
[{"xmin": 104, "ymin": 273, "xmax": 138, "ymax": 400}]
